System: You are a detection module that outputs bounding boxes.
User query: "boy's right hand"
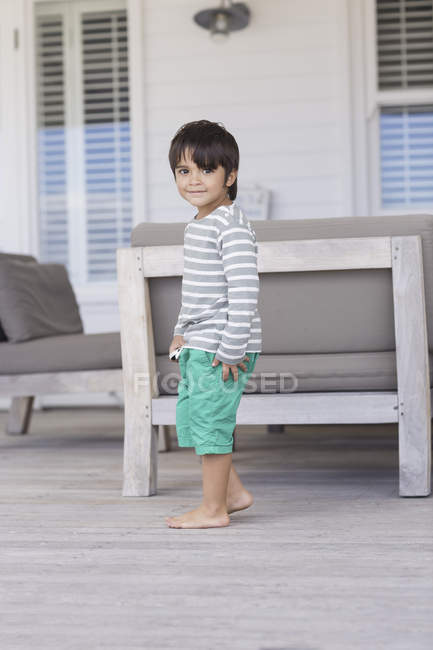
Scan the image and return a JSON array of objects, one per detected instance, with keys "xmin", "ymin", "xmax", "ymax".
[{"xmin": 169, "ymin": 335, "xmax": 185, "ymax": 357}]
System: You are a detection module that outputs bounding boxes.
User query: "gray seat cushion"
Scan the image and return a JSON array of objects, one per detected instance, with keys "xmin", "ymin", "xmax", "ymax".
[
  {"xmin": 3, "ymin": 332, "xmax": 432, "ymax": 394},
  {"xmin": 155, "ymin": 350, "xmax": 433, "ymax": 395},
  {"xmin": 0, "ymin": 259, "xmax": 83, "ymax": 343},
  {"xmin": 0, "ymin": 332, "xmax": 121, "ymax": 374}
]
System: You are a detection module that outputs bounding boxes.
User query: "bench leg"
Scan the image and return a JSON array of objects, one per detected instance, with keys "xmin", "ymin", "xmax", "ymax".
[
  {"xmin": 117, "ymin": 247, "xmax": 159, "ymax": 497},
  {"xmin": 158, "ymin": 425, "xmax": 172, "ymax": 452},
  {"xmin": 122, "ymin": 405, "xmax": 158, "ymax": 496},
  {"xmin": 7, "ymin": 397, "xmax": 34, "ymax": 435},
  {"xmin": 398, "ymin": 407, "xmax": 431, "ymax": 497},
  {"xmin": 392, "ymin": 235, "xmax": 431, "ymax": 496},
  {"xmin": 267, "ymin": 425, "xmax": 284, "ymax": 433}
]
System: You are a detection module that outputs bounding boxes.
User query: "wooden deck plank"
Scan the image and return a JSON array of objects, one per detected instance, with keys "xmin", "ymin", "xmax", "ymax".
[{"xmin": 0, "ymin": 407, "xmax": 432, "ymax": 649}]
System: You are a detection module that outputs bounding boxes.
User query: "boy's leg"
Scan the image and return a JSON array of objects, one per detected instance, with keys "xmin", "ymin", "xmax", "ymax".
[
  {"xmin": 199, "ymin": 450, "xmax": 254, "ymax": 513},
  {"xmin": 166, "ymin": 451, "xmax": 231, "ymax": 528},
  {"xmin": 201, "ymin": 452, "xmax": 232, "ymax": 514},
  {"xmin": 166, "ymin": 351, "xmax": 259, "ymax": 528},
  {"xmin": 226, "ymin": 463, "xmax": 254, "ymax": 513}
]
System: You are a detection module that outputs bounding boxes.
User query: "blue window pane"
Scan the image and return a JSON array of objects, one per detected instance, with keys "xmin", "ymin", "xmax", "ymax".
[{"xmin": 380, "ymin": 105, "xmax": 433, "ymax": 208}]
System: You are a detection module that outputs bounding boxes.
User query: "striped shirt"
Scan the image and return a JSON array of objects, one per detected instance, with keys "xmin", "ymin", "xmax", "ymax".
[{"xmin": 173, "ymin": 200, "xmax": 262, "ymax": 365}]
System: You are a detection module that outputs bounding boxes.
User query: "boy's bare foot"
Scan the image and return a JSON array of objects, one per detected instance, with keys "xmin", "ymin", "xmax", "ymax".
[
  {"xmin": 166, "ymin": 504, "xmax": 230, "ymax": 529},
  {"xmin": 226, "ymin": 488, "xmax": 254, "ymax": 514}
]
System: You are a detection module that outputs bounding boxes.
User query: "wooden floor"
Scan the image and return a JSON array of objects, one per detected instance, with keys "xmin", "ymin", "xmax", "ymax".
[{"xmin": 0, "ymin": 406, "xmax": 432, "ymax": 650}]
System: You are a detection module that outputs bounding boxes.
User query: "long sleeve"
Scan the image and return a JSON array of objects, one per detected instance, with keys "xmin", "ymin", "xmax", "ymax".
[
  {"xmin": 214, "ymin": 221, "xmax": 259, "ymax": 365},
  {"xmin": 173, "ymin": 225, "xmax": 187, "ymax": 338},
  {"xmin": 173, "ymin": 308, "xmax": 186, "ymax": 337}
]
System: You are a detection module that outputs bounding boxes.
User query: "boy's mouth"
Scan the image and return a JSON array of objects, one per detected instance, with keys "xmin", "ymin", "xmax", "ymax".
[{"xmin": 189, "ymin": 190, "xmax": 206, "ymax": 194}]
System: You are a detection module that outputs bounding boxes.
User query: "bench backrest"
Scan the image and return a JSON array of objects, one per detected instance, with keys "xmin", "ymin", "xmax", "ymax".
[{"xmin": 130, "ymin": 213, "xmax": 433, "ymax": 355}]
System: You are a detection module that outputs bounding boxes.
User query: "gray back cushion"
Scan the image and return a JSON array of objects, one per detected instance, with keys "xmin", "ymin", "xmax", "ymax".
[
  {"xmin": 130, "ymin": 213, "xmax": 433, "ymax": 355},
  {"xmin": 0, "ymin": 253, "xmax": 38, "ymax": 342},
  {"xmin": 0, "ymin": 259, "xmax": 83, "ymax": 343}
]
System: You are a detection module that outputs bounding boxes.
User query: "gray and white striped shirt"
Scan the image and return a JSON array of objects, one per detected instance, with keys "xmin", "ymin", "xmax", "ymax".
[{"xmin": 173, "ymin": 201, "xmax": 262, "ymax": 365}]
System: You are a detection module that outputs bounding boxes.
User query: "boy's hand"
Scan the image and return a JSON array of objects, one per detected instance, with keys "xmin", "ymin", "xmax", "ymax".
[
  {"xmin": 169, "ymin": 335, "xmax": 185, "ymax": 357},
  {"xmin": 212, "ymin": 356, "xmax": 249, "ymax": 382}
]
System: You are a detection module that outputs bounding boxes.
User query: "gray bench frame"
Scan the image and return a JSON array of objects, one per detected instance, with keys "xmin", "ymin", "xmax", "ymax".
[
  {"xmin": 0, "ymin": 370, "xmax": 123, "ymax": 434},
  {"xmin": 117, "ymin": 234, "xmax": 432, "ymax": 498}
]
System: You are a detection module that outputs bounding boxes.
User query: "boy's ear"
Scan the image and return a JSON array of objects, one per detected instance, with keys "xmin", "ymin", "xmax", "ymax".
[{"xmin": 227, "ymin": 168, "xmax": 238, "ymax": 186}]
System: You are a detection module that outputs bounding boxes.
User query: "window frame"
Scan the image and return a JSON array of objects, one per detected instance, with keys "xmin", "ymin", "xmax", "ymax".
[
  {"xmin": 24, "ymin": 0, "xmax": 146, "ymax": 300},
  {"xmin": 360, "ymin": 0, "xmax": 433, "ymax": 216}
]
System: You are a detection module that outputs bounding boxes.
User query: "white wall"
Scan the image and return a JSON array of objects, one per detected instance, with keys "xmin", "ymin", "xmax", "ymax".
[
  {"xmin": 0, "ymin": 0, "xmax": 32, "ymax": 254},
  {"xmin": 1, "ymin": 0, "xmax": 355, "ymax": 246},
  {"xmin": 142, "ymin": 0, "xmax": 353, "ymax": 222},
  {"xmin": 0, "ymin": 0, "xmax": 356, "ymax": 259},
  {"xmin": 0, "ymin": 0, "xmax": 355, "ymax": 406}
]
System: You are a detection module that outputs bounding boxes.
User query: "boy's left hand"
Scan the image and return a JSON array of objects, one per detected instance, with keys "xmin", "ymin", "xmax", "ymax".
[{"xmin": 212, "ymin": 356, "xmax": 249, "ymax": 382}]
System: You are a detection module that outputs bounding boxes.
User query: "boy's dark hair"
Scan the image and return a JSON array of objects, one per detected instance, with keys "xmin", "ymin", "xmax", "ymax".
[{"xmin": 168, "ymin": 119, "xmax": 239, "ymax": 200}]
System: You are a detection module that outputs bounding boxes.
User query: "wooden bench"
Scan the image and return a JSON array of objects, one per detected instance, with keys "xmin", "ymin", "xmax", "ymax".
[{"xmin": 116, "ymin": 234, "xmax": 431, "ymax": 498}]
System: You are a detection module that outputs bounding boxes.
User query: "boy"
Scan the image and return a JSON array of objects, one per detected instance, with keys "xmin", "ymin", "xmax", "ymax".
[{"xmin": 166, "ymin": 119, "xmax": 262, "ymax": 529}]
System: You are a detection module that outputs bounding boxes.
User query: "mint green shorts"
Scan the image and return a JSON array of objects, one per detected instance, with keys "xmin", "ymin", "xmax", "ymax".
[{"xmin": 176, "ymin": 348, "xmax": 260, "ymax": 455}]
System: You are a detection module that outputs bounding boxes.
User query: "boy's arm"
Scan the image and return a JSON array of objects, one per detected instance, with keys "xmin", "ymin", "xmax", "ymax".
[
  {"xmin": 214, "ymin": 222, "xmax": 259, "ymax": 365},
  {"xmin": 173, "ymin": 309, "xmax": 186, "ymax": 337},
  {"xmin": 173, "ymin": 224, "xmax": 187, "ymax": 339}
]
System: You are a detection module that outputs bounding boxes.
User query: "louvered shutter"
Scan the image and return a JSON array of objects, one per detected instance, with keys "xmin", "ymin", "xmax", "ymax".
[
  {"xmin": 35, "ymin": 13, "xmax": 69, "ymax": 267},
  {"xmin": 35, "ymin": 2, "xmax": 131, "ymax": 283},
  {"xmin": 376, "ymin": 0, "xmax": 433, "ymax": 89},
  {"xmin": 81, "ymin": 9, "xmax": 132, "ymax": 282},
  {"xmin": 375, "ymin": 1, "xmax": 433, "ymax": 209}
]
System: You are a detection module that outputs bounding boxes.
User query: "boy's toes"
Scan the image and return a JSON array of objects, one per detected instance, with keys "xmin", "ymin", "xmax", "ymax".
[{"xmin": 166, "ymin": 516, "xmax": 182, "ymax": 528}]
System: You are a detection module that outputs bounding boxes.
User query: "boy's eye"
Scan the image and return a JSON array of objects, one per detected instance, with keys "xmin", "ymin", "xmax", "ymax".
[{"xmin": 178, "ymin": 168, "xmax": 213, "ymax": 174}]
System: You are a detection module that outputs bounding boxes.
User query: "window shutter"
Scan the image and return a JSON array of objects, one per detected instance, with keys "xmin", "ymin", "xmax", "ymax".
[
  {"xmin": 35, "ymin": 2, "xmax": 131, "ymax": 284},
  {"xmin": 81, "ymin": 9, "xmax": 132, "ymax": 282},
  {"xmin": 380, "ymin": 104, "xmax": 433, "ymax": 206},
  {"xmin": 376, "ymin": 0, "xmax": 433, "ymax": 89},
  {"xmin": 35, "ymin": 13, "xmax": 69, "ymax": 267}
]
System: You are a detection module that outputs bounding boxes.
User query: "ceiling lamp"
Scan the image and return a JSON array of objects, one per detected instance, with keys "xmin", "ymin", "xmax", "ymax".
[{"xmin": 193, "ymin": 1, "xmax": 250, "ymax": 43}]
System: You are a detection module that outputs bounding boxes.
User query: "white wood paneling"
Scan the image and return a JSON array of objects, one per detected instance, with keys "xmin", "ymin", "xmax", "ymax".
[
  {"xmin": 140, "ymin": 0, "xmax": 353, "ymax": 222},
  {"xmin": 0, "ymin": 0, "xmax": 32, "ymax": 253}
]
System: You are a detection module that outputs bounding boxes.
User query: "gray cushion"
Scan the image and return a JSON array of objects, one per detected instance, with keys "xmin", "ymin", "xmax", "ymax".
[
  {"xmin": 2, "ymin": 332, "xmax": 433, "ymax": 394},
  {"xmin": 0, "ymin": 253, "xmax": 37, "ymax": 342},
  {"xmin": 0, "ymin": 252, "xmax": 38, "ymax": 264},
  {"xmin": 155, "ymin": 350, "xmax": 433, "ymax": 394},
  {"xmin": 131, "ymin": 213, "xmax": 433, "ymax": 355},
  {"xmin": 0, "ymin": 259, "xmax": 83, "ymax": 343},
  {"xmin": 0, "ymin": 332, "xmax": 121, "ymax": 374}
]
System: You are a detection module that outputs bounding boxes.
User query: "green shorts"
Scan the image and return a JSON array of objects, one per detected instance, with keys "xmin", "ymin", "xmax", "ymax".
[{"xmin": 176, "ymin": 348, "xmax": 260, "ymax": 455}]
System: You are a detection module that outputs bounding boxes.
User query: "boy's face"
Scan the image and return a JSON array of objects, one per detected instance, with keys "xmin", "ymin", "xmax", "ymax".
[{"xmin": 174, "ymin": 149, "xmax": 237, "ymax": 209}]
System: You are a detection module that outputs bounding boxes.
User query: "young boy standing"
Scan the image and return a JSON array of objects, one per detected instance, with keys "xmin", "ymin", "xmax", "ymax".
[{"xmin": 166, "ymin": 120, "xmax": 262, "ymax": 529}]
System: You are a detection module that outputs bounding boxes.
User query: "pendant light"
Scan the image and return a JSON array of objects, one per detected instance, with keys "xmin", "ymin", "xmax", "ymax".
[{"xmin": 193, "ymin": 1, "xmax": 250, "ymax": 43}]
